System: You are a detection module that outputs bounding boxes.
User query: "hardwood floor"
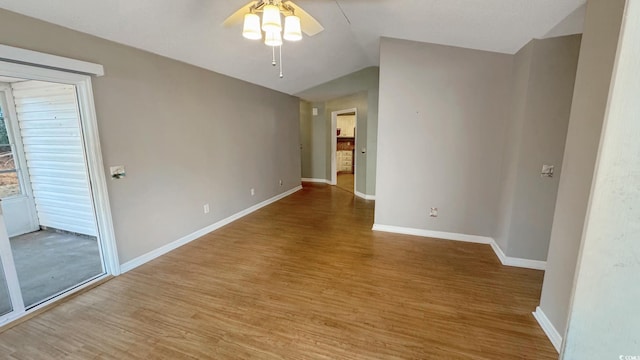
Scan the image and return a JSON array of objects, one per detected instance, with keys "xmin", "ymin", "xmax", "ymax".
[
  {"xmin": 0, "ymin": 183, "xmax": 557, "ymax": 359},
  {"xmin": 336, "ymin": 173, "xmax": 354, "ymax": 193}
]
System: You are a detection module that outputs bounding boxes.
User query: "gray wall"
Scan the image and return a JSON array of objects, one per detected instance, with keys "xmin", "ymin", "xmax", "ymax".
[
  {"xmin": 539, "ymin": 0, "xmax": 625, "ymax": 336},
  {"xmin": 299, "ymin": 101, "xmax": 312, "ymax": 178},
  {"xmin": 365, "ymin": 88, "xmax": 379, "ymax": 195},
  {"xmin": 0, "ymin": 9, "xmax": 301, "ymax": 264},
  {"xmin": 494, "ymin": 42, "xmax": 532, "ymax": 251},
  {"xmin": 495, "ymin": 35, "xmax": 581, "ymax": 260},
  {"xmin": 299, "ymin": 102, "xmax": 327, "ymax": 180},
  {"xmin": 298, "ymin": 67, "xmax": 379, "ymax": 196},
  {"xmin": 296, "ymin": 67, "xmax": 379, "ymax": 102},
  {"xmin": 375, "ymin": 38, "xmax": 512, "ymax": 236}
]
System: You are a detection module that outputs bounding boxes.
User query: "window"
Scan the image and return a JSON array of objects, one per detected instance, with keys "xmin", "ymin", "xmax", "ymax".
[{"xmin": 0, "ymin": 105, "xmax": 21, "ymax": 198}]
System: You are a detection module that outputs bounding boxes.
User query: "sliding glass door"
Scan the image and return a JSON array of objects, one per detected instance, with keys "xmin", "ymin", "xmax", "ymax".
[
  {"xmin": 0, "ymin": 201, "xmax": 25, "ymax": 325},
  {"xmin": 0, "ymin": 56, "xmax": 119, "ymax": 326},
  {"xmin": 0, "ymin": 257, "xmax": 12, "ymax": 317}
]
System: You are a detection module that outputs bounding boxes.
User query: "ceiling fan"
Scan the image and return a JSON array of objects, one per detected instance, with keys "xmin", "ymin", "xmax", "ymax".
[
  {"xmin": 223, "ymin": 1, "xmax": 324, "ymax": 78},
  {"xmin": 223, "ymin": 0, "xmax": 324, "ymax": 37}
]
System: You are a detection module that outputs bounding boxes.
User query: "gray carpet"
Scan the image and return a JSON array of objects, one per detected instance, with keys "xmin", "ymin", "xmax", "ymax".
[{"xmin": 1, "ymin": 230, "xmax": 103, "ymax": 310}]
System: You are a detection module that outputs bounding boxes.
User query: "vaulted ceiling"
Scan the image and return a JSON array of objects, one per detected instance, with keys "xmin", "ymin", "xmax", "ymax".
[{"xmin": 0, "ymin": 0, "xmax": 585, "ymax": 95}]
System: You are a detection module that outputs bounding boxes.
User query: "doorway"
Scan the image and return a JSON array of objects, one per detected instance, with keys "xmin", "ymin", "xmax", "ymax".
[
  {"xmin": 0, "ymin": 61, "xmax": 118, "ymax": 326},
  {"xmin": 331, "ymin": 108, "xmax": 357, "ymax": 193}
]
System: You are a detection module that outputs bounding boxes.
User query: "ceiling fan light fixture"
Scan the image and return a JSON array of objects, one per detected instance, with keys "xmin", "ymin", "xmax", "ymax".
[
  {"xmin": 242, "ymin": 13, "xmax": 262, "ymax": 40},
  {"xmin": 231, "ymin": 0, "xmax": 321, "ymax": 78},
  {"xmin": 283, "ymin": 15, "xmax": 302, "ymax": 41},
  {"xmin": 261, "ymin": 4, "xmax": 282, "ymax": 32},
  {"xmin": 264, "ymin": 30, "xmax": 283, "ymax": 47}
]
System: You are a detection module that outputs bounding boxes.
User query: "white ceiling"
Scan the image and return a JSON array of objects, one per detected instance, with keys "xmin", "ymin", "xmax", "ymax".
[{"xmin": 0, "ymin": 0, "xmax": 585, "ymax": 95}]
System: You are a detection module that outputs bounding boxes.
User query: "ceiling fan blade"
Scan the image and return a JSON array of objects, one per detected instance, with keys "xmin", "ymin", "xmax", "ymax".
[
  {"xmin": 223, "ymin": 1, "xmax": 258, "ymax": 27},
  {"xmin": 285, "ymin": 1, "xmax": 325, "ymax": 36}
]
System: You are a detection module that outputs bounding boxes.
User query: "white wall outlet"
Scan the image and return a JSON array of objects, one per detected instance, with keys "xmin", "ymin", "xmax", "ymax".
[
  {"xmin": 110, "ymin": 165, "xmax": 126, "ymax": 179},
  {"xmin": 279, "ymin": 179, "xmax": 283, "ymax": 186},
  {"xmin": 541, "ymin": 164, "xmax": 555, "ymax": 177},
  {"xmin": 203, "ymin": 204, "xmax": 210, "ymax": 214},
  {"xmin": 250, "ymin": 188, "xmax": 255, "ymax": 196},
  {"xmin": 430, "ymin": 207, "xmax": 438, "ymax": 217}
]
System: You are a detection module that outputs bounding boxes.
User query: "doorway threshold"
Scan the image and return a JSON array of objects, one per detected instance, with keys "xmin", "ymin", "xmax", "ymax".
[{"xmin": 0, "ymin": 274, "xmax": 112, "ymax": 333}]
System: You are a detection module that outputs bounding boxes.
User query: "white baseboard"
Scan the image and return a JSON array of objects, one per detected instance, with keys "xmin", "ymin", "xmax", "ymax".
[
  {"xmin": 120, "ymin": 186, "xmax": 302, "ymax": 273},
  {"xmin": 371, "ymin": 224, "xmax": 546, "ymax": 270},
  {"xmin": 533, "ymin": 306, "xmax": 562, "ymax": 352},
  {"xmin": 489, "ymin": 241, "xmax": 546, "ymax": 270},
  {"xmin": 355, "ymin": 191, "xmax": 376, "ymax": 200},
  {"xmin": 301, "ymin": 178, "xmax": 330, "ymax": 184},
  {"xmin": 372, "ymin": 224, "xmax": 493, "ymax": 244}
]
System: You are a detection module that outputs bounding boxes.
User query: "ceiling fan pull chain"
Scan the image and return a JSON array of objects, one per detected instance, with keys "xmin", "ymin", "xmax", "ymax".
[
  {"xmin": 272, "ymin": 46, "xmax": 277, "ymax": 66},
  {"xmin": 279, "ymin": 45, "xmax": 284, "ymax": 78}
]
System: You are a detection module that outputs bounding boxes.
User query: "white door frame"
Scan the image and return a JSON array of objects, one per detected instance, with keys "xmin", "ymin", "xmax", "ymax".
[
  {"xmin": 331, "ymin": 108, "xmax": 357, "ymax": 188},
  {"xmin": 0, "ymin": 202, "xmax": 26, "ymax": 321},
  {"xmin": 0, "ymin": 84, "xmax": 40, "ymax": 236},
  {"xmin": 0, "ymin": 60, "xmax": 120, "ymax": 325}
]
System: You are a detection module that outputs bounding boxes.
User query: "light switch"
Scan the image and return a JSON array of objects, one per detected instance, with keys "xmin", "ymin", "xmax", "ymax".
[
  {"xmin": 110, "ymin": 165, "xmax": 126, "ymax": 179},
  {"xmin": 312, "ymin": 107, "xmax": 318, "ymax": 116}
]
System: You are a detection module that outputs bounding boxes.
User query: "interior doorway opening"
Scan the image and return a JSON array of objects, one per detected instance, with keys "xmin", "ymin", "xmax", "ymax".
[{"xmin": 331, "ymin": 108, "xmax": 357, "ymax": 193}]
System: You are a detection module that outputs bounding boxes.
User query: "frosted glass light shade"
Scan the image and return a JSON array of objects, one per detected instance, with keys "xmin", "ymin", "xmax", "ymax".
[
  {"xmin": 242, "ymin": 13, "xmax": 262, "ymax": 40},
  {"xmin": 261, "ymin": 4, "xmax": 282, "ymax": 32},
  {"xmin": 264, "ymin": 30, "xmax": 283, "ymax": 46},
  {"xmin": 283, "ymin": 15, "xmax": 302, "ymax": 41}
]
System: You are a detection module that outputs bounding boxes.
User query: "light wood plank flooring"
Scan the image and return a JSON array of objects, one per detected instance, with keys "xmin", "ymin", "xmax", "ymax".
[
  {"xmin": 0, "ymin": 183, "xmax": 557, "ymax": 359},
  {"xmin": 336, "ymin": 173, "xmax": 354, "ymax": 193}
]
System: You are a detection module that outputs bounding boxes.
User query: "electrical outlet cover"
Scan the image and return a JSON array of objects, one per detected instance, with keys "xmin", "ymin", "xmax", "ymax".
[{"xmin": 541, "ymin": 164, "xmax": 554, "ymax": 177}]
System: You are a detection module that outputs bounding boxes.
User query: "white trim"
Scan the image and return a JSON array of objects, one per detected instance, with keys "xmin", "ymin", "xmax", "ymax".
[
  {"xmin": 120, "ymin": 186, "xmax": 303, "ymax": 273},
  {"xmin": 0, "ymin": 85, "xmax": 39, "ymax": 235},
  {"xmin": 489, "ymin": 240, "xmax": 546, "ymax": 270},
  {"xmin": 371, "ymin": 224, "xmax": 546, "ymax": 270},
  {"xmin": 355, "ymin": 191, "xmax": 376, "ymax": 200},
  {"xmin": 372, "ymin": 224, "xmax": 493, "ymax": 244},
  {"xmin": 352, "ymin": 111, "xmax": 357, "ymax": 194},
  {"xmin": 0, "ymin": 44, "xmax": 104, "ymax": 76},
  {"xmin": 75, "ymin": 77, "xmax": 120, "ymax": 275},
  {"xmin": 331, "ymin": 108, "xmax": 357, "ymax": 187},
  {"xmin": 0, "ymin": 209, "xmax": 26, "ymax": 323},
  {"xmin": 301, "ymin": 178, "xmax": 331, "ymax": 184},
  {"xmin": 533, "ymin": 306, "xmax": 562, "ymax": 352},
  {"xmin": 330, "ymin": 112, "xmax": 337, "ymax": 186}
]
